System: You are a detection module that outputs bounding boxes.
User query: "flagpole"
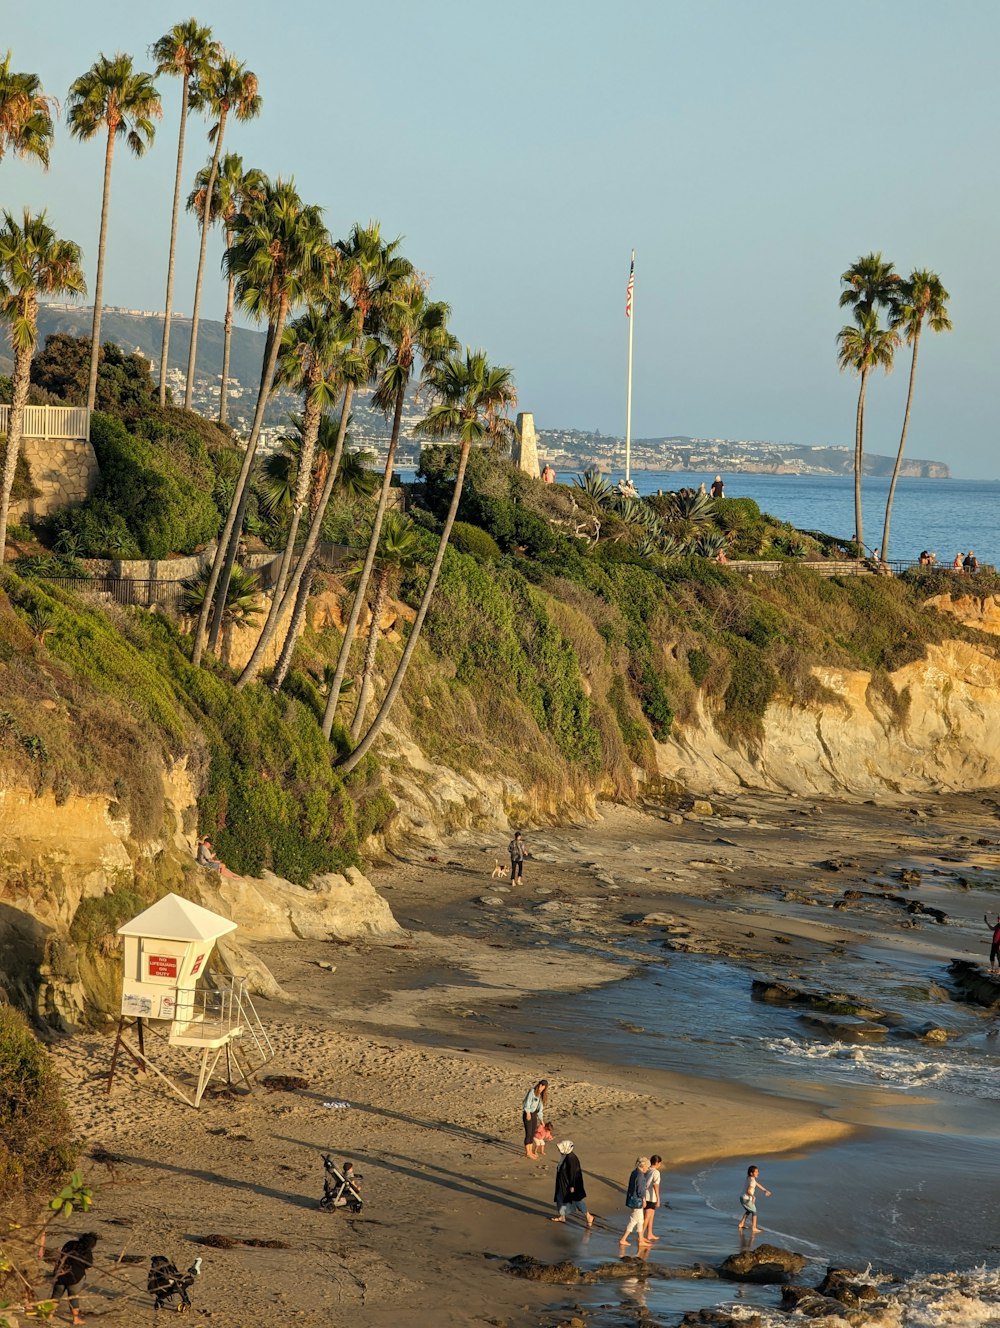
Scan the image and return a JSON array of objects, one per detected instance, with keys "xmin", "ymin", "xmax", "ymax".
[{"xmin": 625, "ymin": 249, "xmax": 635, "ymax": 482}]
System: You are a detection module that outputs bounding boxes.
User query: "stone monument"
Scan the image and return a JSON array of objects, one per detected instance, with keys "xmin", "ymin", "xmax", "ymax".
[{"xmin": 513, "ymin": 412, "xmax": 540, "ymax": 479}]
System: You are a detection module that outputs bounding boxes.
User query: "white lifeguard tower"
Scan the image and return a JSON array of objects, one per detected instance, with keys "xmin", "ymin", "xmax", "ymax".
[{"xmin": 106, "ymin": 893, "xmax": 274, "ymax": 1108}]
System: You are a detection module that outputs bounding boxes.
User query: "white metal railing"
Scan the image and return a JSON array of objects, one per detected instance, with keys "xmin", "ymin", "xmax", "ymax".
[{"xmin": 0, "ymin": 403, "xmax": 90, "ymax": 441}]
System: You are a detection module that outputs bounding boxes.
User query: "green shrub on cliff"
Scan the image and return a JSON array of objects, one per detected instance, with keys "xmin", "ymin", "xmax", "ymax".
[{"xmin": 0, "ymin": 1006, "xmax": 77, "ymax": 1206}]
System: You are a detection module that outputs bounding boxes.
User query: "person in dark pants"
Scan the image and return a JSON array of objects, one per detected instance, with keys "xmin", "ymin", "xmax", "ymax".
[
  {"xmin": 509, "ymin": 831, "xmax": 526, "ymax": 884},
  {"xmin": 522, "ymin": 1078, "xmax": 548, "ymax": 1159},
  {"xmin": 551, "ymin": 1140, "xmax": 594, "ymax": 1226},
  {"xmin": 985, "ymin": 914, "xmax": 1000, "ymax": 974},
  {"xmin": 51, "ymin": 1232, "xmax": 98, "ymax": 1326}
]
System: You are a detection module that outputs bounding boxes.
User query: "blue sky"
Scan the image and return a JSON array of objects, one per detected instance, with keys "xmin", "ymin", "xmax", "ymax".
[{"xmin": 4, "ymin": 1, "xmax": 999, "ymax": 476}]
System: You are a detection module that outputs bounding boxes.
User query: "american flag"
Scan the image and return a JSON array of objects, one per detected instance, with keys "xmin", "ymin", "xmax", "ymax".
[{"xmin": 625, "ymin": 256, "xmax": 634, "ymax": 318}]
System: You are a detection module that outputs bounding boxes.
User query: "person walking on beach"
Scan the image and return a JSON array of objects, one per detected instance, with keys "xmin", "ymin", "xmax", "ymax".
[
  {"xmin": 509, "ymin": 831, "xmax": 527, "ymax": 885},
  {"xmin": 50, "ymin": 1232, "xmax": 98, "ymax": 1327},
  {"xmin": 984, "ymin": 914, "xmax": 1000, "ymax": 975},
  {"xmin": 737, "ymin": 1165, "xmax": 771, "ymax": 1236},
  {"xmin": 522, "ymin": 1079, "xmax": 548, "ymax": 1159},
  {"xmin": 551, "ymin": 1140, "xmax": 594, "ymax": 1227},
  {"xmin": 642, "ymin": 1154, "xmax": 662, "ymax": 1242},
  {"xmin": 619, "ymin": 1157, "xmax": 651, "ymax": 1252}
]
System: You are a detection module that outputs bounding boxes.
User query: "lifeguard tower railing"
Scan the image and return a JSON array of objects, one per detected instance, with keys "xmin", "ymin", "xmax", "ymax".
[{"xmin": 169, "ymin": 975, "xmax": 274, "ymax": 1067}]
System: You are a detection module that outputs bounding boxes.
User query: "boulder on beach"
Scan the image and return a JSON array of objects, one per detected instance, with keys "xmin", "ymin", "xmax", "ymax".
[
  {"xmin": 947, "ymin": 960, "xmax": 1000, "ymax": 1009},
  {"xmin": 799, "ymin": 1012, "xmax": 888, "ymax": 1041},
  {"xmin": 718, "ymin": 1243, "xmax": 809, "ymax": 1283},
  {"xmin": 817, "ymin": 1267, "xmax": 882, "ymax": 1307}
]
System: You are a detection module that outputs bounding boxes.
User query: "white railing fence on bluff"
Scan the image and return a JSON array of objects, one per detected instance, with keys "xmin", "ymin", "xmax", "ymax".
[{"xmin": 0, "ymin": 403, "xmax": 90, "ymax": 441}]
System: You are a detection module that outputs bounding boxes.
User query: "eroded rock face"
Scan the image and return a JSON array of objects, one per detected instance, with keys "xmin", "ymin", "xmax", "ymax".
[
  {"xmin": 215, "ymin": 867, "xmax": 401, "ymax": 943},
  {"xmin": 656, "ymin": 638, "xmax": 1000, "ymax": 797}
]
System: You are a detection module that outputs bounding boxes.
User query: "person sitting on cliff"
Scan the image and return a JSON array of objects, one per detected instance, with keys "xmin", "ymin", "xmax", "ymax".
[
  {"xmin": 953, "ymin": 552, "xmax": 965, "ymax": 571},
  {"xmin": 196, "ymin": 836, "xmax": 237, "ymax": 879},
  {"xmin": 919, "ymin": 550, "xmax": 931, "ymax": 567},
  {"xmin": 541, "ymin": 463, "xmax": 556, "ymax": 484},
  {"xmin": 964, "ymin": 551, "xmax": 979, "ymax": 575},
  {"xmin": 617, "ymin": 477, "xmax": 639, "ymax": 499}
]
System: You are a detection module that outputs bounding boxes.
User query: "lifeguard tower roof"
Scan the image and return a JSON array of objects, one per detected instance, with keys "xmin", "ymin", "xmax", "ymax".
[{"xmin": 117, "ymin": 892, "xmax": 237, "ymax": 943}]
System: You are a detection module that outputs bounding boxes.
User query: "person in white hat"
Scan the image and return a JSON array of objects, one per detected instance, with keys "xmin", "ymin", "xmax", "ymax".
[{"xmin": 551, "ymin": 1141, "xmax": 593, "ymax": 1227}]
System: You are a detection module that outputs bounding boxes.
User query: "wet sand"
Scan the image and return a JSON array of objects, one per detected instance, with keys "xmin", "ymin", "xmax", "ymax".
[{"xmin": 40, "ymin": 790, "xmax": 1000, "ymax": 1326}]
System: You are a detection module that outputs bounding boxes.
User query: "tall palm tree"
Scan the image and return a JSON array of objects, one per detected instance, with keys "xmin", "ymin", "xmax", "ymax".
[
  {"xmin": 0, "ymin": 209, "xmax": 85, "ymax": 562},
  {"xmin": 66, "ymin": 53, "xmax": 161, "ymax": 414},
  {"xmin": 880, "ymin": 271, "xmax": 952, "ymax": 562},
  {"xmin": 349, "ymin": 512, "xmax": 423, "ymax": 740},
  {"xmin": 0, "ymin": 51, "xmax": 56, "ymax": 166},
  {"xmin": 183, "ymin": 53, "xmax": 260, "ymax": 410},
  {"xmin": 151, "ymin": 20, "xmax": 218, "ymax": 407},
  {"xmin": 187, "ymin": 152, "xmax": 266, "ymax": 423},
  {"xmin": 191, "ymin": 178, "xmax": 330, "ymax": 665},
  {"xmin": 245, "ymin": 223, "xmax": 407, "ymax": 690},
  {"xmin": 839, "ymin": 253, "xmax": 900, "ymax": 548},
  {"xmin": 321, "ymin": 275, "xmax": 453, "ymax": 739},
  {"xmin": 836, "ymin": 309, "xmax": 899, "ymax": 551},
  {"xmin": 337, "ymin": 349, "xmax": 516, "ymax": 773},
  {"xmin": 233, "ymin": 299, "xmax": 355, "ymax": 687}
]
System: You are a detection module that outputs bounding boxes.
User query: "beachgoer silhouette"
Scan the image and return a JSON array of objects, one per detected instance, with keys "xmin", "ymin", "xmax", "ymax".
[
  {"xmin": 51, "ymin": 1232, "xmax": 98, "ymax": 1327},
  {"xmin": 710, "ymin": 475, "xmax": 725, "ymax": 499},
  {"xmin": 985, "ymin": 914, "xmax": 1000, "ymax": 974}
]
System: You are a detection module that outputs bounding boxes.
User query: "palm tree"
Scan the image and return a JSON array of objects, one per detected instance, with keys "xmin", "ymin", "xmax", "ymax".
[
  {"xmin": 0, "ymin": 209, "xmax": 85, "ymax": 562},
  {"xmin": 337, "ymin": 349, "xmax": 516, "ymax": 774},
  {"xmin": 181, "ymin": 563, "xmax": 261, "ymax": 666},
  {"xmin": 191, "ymin": 178, "xmax": 331, "ymax": 665},
  {"xmin": 881, "ymin": 271, "xmax": 952, "ymax": 562},
  {"xmin": 151, "ymin": 20, "xmax": 219, "ymax": 407},
  {"xmin": 66, "ymin": 53, "xmax": 161, "ymax": 415},
  {"xmin": 349, "ymin": 512, "xmax": 423, "ymax": 739},
  {"xmin": 232, "ymin": 300, "xmax": 354, "ymax": 687},
  {"xmin": 183, "ymin": 53, "xmax": 261, "ymax": 410},
  {"xmin": 321, "ymin": 275, "xmax": 454, "ymax": 739},
  {"xmin": 836, "ymin": 309, "xmax": 899, "ymax": 550},
  {"xmin": 839, "ymin": 253, "xmax": 900, "ymax": 548},
  {"xmin": 0, "ymin": 51, "xmax": 56, "ymax": 166},
  {"xmin": 187, "ymin": 153, "xmax": 266, "ymax": 423}
]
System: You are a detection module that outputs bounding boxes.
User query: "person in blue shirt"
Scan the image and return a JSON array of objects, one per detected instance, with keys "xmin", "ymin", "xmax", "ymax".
[
  {"xmin": 521, "ymin": 1079, "xmax": 548, "ymax": 1159},
  {"xmin": 619, "ymin": 1157, "xmax": 651, "ymax": 1252}
]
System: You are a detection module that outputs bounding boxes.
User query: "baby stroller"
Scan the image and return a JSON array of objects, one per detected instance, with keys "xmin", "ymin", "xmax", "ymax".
[
  {"xmin": 148, "ymin": 1255, "xmax": 202, "ymax": 1311},
  {"xmin": 319, "ymin": 1155, "xmax": 363, "ymax": 1213}
]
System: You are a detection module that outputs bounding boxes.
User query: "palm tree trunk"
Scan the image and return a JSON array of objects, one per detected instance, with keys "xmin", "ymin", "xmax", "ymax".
[
  {"xmin": 192, "ymin": 292, "xmax": 287, "ymax": 666},
  {"xmin": 338, "ymin": 440, "xmax": 470, "ymax": 774},
  {"xmin": 320, "ymin": 382, "xmax": 405, "ymax": 739},
  {"xmin": 350, "ymin": 568, "xmax": 389, "ymax": 740},
  {"xmin": 219, "ymin": 220, "xmax": 235, "ymax": 424},
  {"xmin": 853, "ymin": 366, "xmax": 869, "ymax": 551},
  {"xmin": 159, "ymin": 72, "xmax": 189, "ymax": 407},
  {"xmin": 236, "ymin": 380, "xmax": 355, "ymax": 688},
  {"xmin": 269, "ymin": 555, "xmax": 314, "ymax": 692},
  {"xmin": 881, "ymin": 329, "xmax": 921, "ymax": 563},
  {"xmin": 184, "ymin": 106, "xmax": 227, "ymax": 410},
  {"xmin": 234, "ymin": 369, "xmax": 321, "ymax": 667},
  {"xmin": 0, "ymin": 338, "xmax": 33, "ymax": 563},
  {"xmin": 86, "ymin": 128, "xmax": 116, "ymax": 415}
]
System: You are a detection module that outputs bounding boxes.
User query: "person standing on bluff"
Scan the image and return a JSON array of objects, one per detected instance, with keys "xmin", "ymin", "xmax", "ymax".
[
  {"xmin": 710, "ymin": 475, "xmax": 725, "ymax": 498},
  {"xmin": 509, "ymin": 831, "xmax": 527, "ymax": 885},
  {"xmin": 551, "ymin": 1140, "xmax": 594, "ymax": 1226},
  {"xmin": 522, "ymin": 1078, "xmax": 548, "ymax": 1159}
]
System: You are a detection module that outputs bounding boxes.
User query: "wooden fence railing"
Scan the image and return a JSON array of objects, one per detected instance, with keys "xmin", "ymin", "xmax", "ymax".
[{"xmin": 0, "ymin": 404, "xmax": 90, "ymax": 441}]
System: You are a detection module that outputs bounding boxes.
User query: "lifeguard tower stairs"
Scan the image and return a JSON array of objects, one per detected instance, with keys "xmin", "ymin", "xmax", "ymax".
[{"xmin": 106, "ymin": 893, "xmax": 274, "ymax": 1108}]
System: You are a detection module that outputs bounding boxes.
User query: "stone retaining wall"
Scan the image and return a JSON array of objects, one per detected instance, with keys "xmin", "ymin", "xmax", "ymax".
[{"xmin": 11, "ymin": 435, "xmax": 100, "ymax": 522}]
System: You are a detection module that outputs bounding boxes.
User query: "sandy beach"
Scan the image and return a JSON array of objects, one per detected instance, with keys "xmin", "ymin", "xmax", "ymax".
[{"xmin": 39, "ymin": 789, "xmax": 1000, "ymax": 1326}]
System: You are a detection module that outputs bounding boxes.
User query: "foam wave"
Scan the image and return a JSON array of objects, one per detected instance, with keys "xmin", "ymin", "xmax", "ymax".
[
  {"xmin": 720, "ymin": 1266, "xmax": 1000, "ymax": 1328},
  {"xmin": 758, "ymin": 1038, "xmax": 1000, "ymax": 1099}
]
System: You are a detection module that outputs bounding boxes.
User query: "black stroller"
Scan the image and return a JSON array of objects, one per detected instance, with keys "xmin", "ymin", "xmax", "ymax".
[
  {"xmin": 148, "ymin": 1255, "xmax": 202, "ymax": 1311},
  {"xmin": 319, "ymin": 1155, "xmax": 363, "ymax": 1213}
]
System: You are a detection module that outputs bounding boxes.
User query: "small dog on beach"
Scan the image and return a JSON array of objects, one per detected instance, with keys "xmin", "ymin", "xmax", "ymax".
[{"xmin": 491, "ymin": 860, "xmax": 509, "ymax": 879}]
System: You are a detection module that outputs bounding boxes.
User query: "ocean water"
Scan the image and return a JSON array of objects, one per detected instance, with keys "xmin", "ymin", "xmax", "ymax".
[{"xmin": 625, "ymin": 470, "xmax": 1000, "ymax": 567}]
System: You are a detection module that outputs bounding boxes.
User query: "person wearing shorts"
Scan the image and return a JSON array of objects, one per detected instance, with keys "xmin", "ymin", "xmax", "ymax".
[
  {"xmin": 738, "ymin": 1165, "xmax": 771, "ymax": 1236},
  {"xmin": 619, "ymin": 1157, "xmax": 651, "ymax": 1252},
  {"xmin": 985, "ymin": 914, "xmax": 1000, "ymax": 974},
  {"xmin": 642, "ymin": 1154, "xmax": 662, "ymax": 1242}
]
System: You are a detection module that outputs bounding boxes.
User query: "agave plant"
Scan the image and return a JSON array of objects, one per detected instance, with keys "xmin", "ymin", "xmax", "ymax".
[
  {"xmin": 572, "ymin": 469, "xmax": 614, "ymax": 509},
  {"xmin": 635, "ymin": 534, "xmax": 660, "ymax": 560},
  {"xmin": 658, "ymin": 533, "xmax": 685, "ymax": 559},
  {"xmin": 691, "ymin": 531, "xmax": 728, "ymax": 558},
  {"xmin": 771, "ymin": 533, "xmax": 807, "ymax": 558}
]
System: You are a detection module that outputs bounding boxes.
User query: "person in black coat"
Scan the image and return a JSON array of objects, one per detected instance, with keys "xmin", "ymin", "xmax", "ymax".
[
  {"xmin": 551, "ymin": 1141, "xmax": 594, "ymax": 1227},
  {"xmin": 51, "ymin": 1232, "xmax": 98, "ymax": 1326}
]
